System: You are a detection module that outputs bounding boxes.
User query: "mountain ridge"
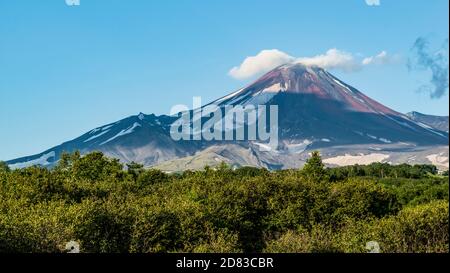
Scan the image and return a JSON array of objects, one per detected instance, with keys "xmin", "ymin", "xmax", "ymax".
[
  {"xmin": 6, "ymin": 64, "xmax": 449, "ymax": 170},
  {"xmin": 406, "ymin": 111, "xmax": 449, "ymax": 133}
]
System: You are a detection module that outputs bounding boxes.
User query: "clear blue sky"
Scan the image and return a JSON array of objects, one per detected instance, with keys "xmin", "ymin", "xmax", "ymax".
[{"xmin": 0, "ymin": 0, "xmax": 448, "ymax": 160}]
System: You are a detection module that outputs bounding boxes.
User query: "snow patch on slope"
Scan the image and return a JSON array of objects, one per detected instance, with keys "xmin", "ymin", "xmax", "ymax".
[
  {"xmin": 285, "ymin": 140, "xmax": 312, "ymax": 153},
  {"xmin": 100, "ymin": 122, "xmax": 142, "ymax": 146},
  {"xmin": 214, "ymin": 88, "xmax": 245, "ymax": 104},
  {"xmin": 379, "ymin": 138, "xmax": 392, "ymax": 144},
  {"xmin": 245, "ymin": 92, "xmax": 277, "ymax": 106},
  {"xmin": 9, "ymin": 151, "xmax": 56, "ymax": 170},
  {"xmin": 84, "ymin": 130, "xmax": 111, "ymax": 143},
  {"xmin": 102, "ymin": 124, "xmax": 114, "ymax": 131},
  {"xmin": 261, "ymin": 83, "xmax": 285, "ymax": 93},
  {"xmin": 367, "ymin": 134, "xmax": 392, "ymax": 143},
  {"xmin": 90, "ymin": 128, "xmax": 101, "ymax": 134},
  {"xmin": 331, "ymin": 77, "xmax": 352, "ymax": 94},
  {"xmin": 253, "ymin": 142, "xmax": 274, "ymax": 152}
]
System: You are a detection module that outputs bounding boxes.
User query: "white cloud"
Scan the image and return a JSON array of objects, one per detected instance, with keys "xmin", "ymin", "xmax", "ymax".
[
  {"xmin": 228, "ymin": 49, "xmax": 295, "ymax": 80},
  {"xmin": 295, "ymin": 49, "xmax": 361, "ymax": 72},
  {"xmin": 362, "ymin": 51, "xmax": 389, "ymax": 65},
  {"xmin": 365, "ymin": 0, "xmax": 380, "ymax": 6},
  {"xmin": 362, "ymin": 51, "xmax": 399, "ymax": 65},
  {"xmin": 229, "ymin": 49, "xmax": 397, "ymax": 80}
]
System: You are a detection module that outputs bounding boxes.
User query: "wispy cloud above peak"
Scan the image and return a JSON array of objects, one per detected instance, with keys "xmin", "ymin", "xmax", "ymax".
[
  {"xmin": 365, "ymin": 0, "xmax": 380, "ymax": 6},
  {"xmin": 363, "ymin": 51, "xmax": 387, "ymax": 65},
  {"xmin": 295, "ymin": 49, "xmax": 360, "ymax": 72},
  {"xmin": 228, "ymin": 49, "xmax": 295, "ymax": 80},
  {"xmin": 229, "ymin": 49, "xmax": 397, "ymax": 80},
  {"xmin": 362, "ymin": 51, "xmax": 401, "ymax": 66}
]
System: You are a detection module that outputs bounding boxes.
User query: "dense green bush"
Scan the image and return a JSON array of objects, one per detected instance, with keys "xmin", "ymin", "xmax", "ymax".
[
  {"xmin": 372, "ymin": 200, "xmax": 449, "ymax": 253},
  {"xmin": 336, "ymin": 200, "xmax": 449, "ymax": 253},
  {"xmin": 137, "ymin": 169, "xmax": 168, "ymax": 188},
  {"xmin": 328, "ymin": 162, "xmax": 438, "ymax": 180},
  {"xmin": 0, "ymin": 199, "xmax": 75, "ymax": 252},
  {"xmin": 0, "ymin": 161, "xmax": 9, "ymax": 173},
  {"xmin": 379, "ymin": 177, "xmax": 449, "ymax": 206},
  {"xmin": 329, "ymin": 179, "xmax": 399, "ymax": 223},
  {"xmin": 130, "ymin": 207, "xmax": 181, "ymax": 253},
  {"xmin": 264, "ymin": 226, "xmax": 341, "ymax": 253},
  {"xmin": 265, "ymin": 201, "xmax": 448, "ymax": 253},
  {"xmin": 0, "ymin": 151, "xmax": 448, "ymax": 253}
]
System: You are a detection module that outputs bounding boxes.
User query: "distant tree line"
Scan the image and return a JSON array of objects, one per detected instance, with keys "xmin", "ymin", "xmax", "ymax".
[{"xmin": 327, "ymin": 162, "xmax": 439, "ymax": 180}]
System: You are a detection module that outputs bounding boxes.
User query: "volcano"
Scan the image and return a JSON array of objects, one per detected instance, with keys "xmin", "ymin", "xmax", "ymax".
[
  {"xmin": 7, "ymin": 64, "xmax": 449, "ymax": 171},
  {"xmin": 209, "ymin": 64, "xmax": 447, "ymax": 147}
]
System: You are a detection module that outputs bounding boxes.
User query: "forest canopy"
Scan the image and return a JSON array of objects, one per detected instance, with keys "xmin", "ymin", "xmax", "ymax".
[{"xmin": 0, "ymin": 151, "xmax": 448, "ymax": 253}]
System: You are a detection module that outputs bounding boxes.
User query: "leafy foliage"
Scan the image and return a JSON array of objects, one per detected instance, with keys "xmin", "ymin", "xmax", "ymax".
[
  {"xmin": 328, "ymin": 162, "xmax": 438, "ymax": 180},
  {"xmin": 0, "ymin": 161, "xmax": 9, "ymax": 173},
  {"xmin": 0, "ymin": 151, "xmax": 448, "ymax": 253},
  {"xmin": 301, "ymin": 151, "xmax": 328, "ymax": 182}
]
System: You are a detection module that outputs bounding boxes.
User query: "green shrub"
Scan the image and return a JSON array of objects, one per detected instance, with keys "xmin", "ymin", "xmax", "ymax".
[
  {"xmin": 72, "ymin": 198, "xmax": 135, "ymax": 253},
  {"xmin": 130, "ymin": 207, "xmax": 181, "ymax": 253},
  {"xmin": 0, "ymin": 151, "xmax": 448, "ymax": 253},
  {"xmin": 0, "ymin": 161, "xmax": 9, "ymax": 173},
  {"xmin": 329, "ymin": 179, "xmax": 399, "ymax": 223},
  {"xmin": 193, "ymin": 228, "xmax": 241, "ymax": 253},
  {"xmin": 137, "ymin": 169, "xmax": 168, "ymax": 188},
  {"xmin": 336, "ymin": 201, "xmax": 449, "ymax": 253},
  {"xmin": 0, "ymin": 200, "xmax": 75, "ymax": 253},
  {"xmin": 372, "ymin": 200, "xmax": 449, "ymax": 253},
  {"xmin": 264, "ymin": 225, "xmax": 341, "ymax": 253},
  {"xmin": 379, "ymin": 177, "xmax": 449, "ymax": 206}
]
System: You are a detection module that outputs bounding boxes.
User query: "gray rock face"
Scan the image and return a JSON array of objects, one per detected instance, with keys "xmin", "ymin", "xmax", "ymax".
[{"xmin": 406, "ymin": 111, "xmax": 449, "ymax": 133}]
